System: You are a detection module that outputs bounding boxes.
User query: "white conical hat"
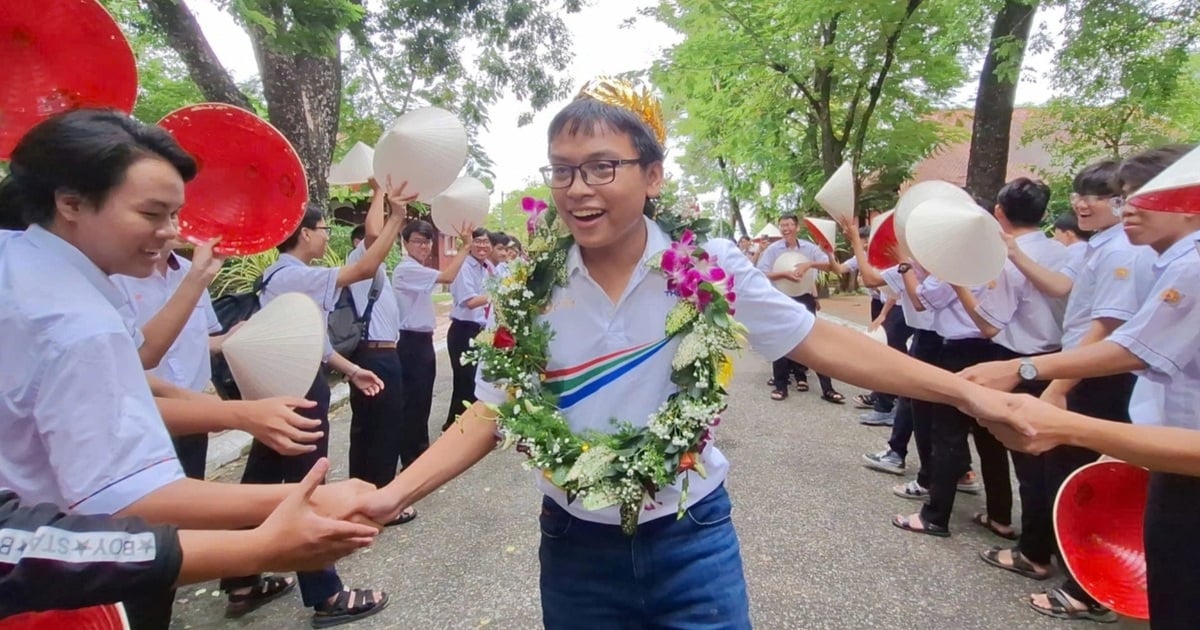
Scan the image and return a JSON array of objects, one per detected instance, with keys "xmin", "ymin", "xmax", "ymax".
[
  {"xmin": 804, "ymin": 216, "xmax": 837, "ymax": 251},
  {"xmin": 327, "ymin": 141, "xmax": 375, "ymax": 186},
  {"xmin": 865, "ymin": 326, "xmax": 888, "ymax": 344},
  {"xmin": 815, "ymin": 161, "xmax": 855, "ymax": 222},
  {"xmin": 894, "ymin": 180, "xmax": 975, "ymax": 247},
  {"xmin": 430, "ymin": 176, "xmax": 490, "ymax": 236},
  {"xmin": 904, "ymin": 198, "xmax": 1006, "ymax": 287},
  {"xmin": 223, "ymin": 292, "xmax": 324, "ymax": 400},
  {"xmin": 373, "ymin": 107, "xmax": 468, "ymax": 203},
  {"xmin": 771, "ymin": 251, "xmax": 816, "ymax": 297},
  {"xmin": 755, "ymin": 223, "xmax": 782, "ymax": 239},
  {"xmin": 1127, "ymin": 145, "xmax": 1200, "ymax": 214}
]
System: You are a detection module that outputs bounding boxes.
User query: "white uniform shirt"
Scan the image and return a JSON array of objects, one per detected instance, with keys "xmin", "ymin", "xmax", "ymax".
[
  {"xmin": 976, "ymin": 231, "xmax": 1068, "ymax": 355},
  {"xmin": 881, "ymin": 266, "xmax": 934, "ymax": 331},
  {"xmin": 1107, "ymin": 232, "xmax": 1200, "ymax": 430},
  {"xmin": 844, "ymin": 256, "xmax": 880, "ymax": 300},
  {"xmin": 111, "ymin": 254, "xmax": 222, "ymax": 391},
  {"xmin": 449, "ymin": 255, "xmax": 492, "ymax": 325},
  {"xmin": 261, "ymin": 253, "xmax": 339, "ymax": 360},
  {"xmin": 756, "ymin": 238, "xmax": 828, "ymax": 297},
  {"xmin": 345, "ymin": 243, "xmax": 401, "ymax": 343},
  {"xmin": 1061, "ymin": 240, "xmax": 1088, "ymax": 282},
  {"xmin": 0, "ymin": 227, "xmax": 183, "ymax": 514},
  {"xmin": 1061, "ymin": 224, "xmax": 1156, "ymax": 350},
  {"xmin": 392, "ymin": 256, "xmax": 441, "ymax": 333},
  {"xmin": 918, "ymin": 276, "xmax": 984, "ymax": 341},
  {"xmin": 476, "ymin": 217, "xmax": 813, "ymax": 525}
]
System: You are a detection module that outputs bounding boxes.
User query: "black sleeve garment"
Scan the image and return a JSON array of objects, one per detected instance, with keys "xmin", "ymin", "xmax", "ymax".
[{"xmin": 0, "ymin": 490, "xmax": 183, "ymax": 619}]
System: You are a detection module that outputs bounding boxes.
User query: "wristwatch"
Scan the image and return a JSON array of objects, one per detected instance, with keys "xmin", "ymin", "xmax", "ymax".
[
  {"xmin": 897, "ymin": 263, "xmax": 912, "ymax": 274},
  {"xmin": 1018, "ymin": 357, "xmax": 1039, "ymax": 382}
]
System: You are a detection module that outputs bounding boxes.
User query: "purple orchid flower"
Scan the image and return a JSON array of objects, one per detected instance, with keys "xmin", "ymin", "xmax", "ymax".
[{"xmin": 522, "ymin": 196, "xmax": 549, "ymax": 236}]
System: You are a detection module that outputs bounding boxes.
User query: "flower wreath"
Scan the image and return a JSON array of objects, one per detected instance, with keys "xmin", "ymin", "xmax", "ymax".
[{"xmin": 466, "ymin": 197, "xmax": 748, "ymax": 535}]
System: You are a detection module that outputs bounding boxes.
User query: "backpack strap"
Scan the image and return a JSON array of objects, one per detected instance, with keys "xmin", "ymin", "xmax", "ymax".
[
  {"xmin": 358, "ymin": 271, "xmax": 384, "ymax": 341},
  {"xmin": 253, "ymin": 267, "xmax": 286, "ymax": 294}
]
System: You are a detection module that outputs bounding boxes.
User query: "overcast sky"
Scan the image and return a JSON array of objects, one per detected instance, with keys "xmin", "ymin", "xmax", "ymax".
[{"xmin": 189, "ymin": 0, "xmax": 1062, "ymax": 205}]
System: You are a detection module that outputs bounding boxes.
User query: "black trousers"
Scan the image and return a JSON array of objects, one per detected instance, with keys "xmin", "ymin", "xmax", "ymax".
[
  {"xmin": 1038, "ymin": 373, "xmax": 1136, "ymax": 607},
  {"xmin": 1145, "ymin": 472, "xmax": 1200, "ymax": 628},
  {"xmin": 873, "ymin": 306, "xmax": 914, "ymax": 413},
  {"xmin": 921, "ymin": 338, "xmax": 1012, "ymax": 530},
  {"xmin": 772, "ymin": 294, "xmax": 835, "ymax": 394},
  {"xmin": 888, "ymin": 329, "xmax": 942, "ymax": 489},
  {"xmin": 348, "ymin": 346, "xmax": 405, "ymax": 489},
  {"xmin": 171, "ymin": 433, "xmax": 208, "ymax": 480},
  {"xmin": 446, "ymin": 319, "xmax": 483, "ymax": 431},
  {"xmin": 396, "ymin": 330, "xmax": 435, "ymax": 468},
  {"xmin": 220, "ymin": 372, "xmax": 342, "ymax": 608}
]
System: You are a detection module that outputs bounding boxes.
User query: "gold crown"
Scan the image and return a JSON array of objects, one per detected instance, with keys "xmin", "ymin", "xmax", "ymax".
[{"xmin": 576, "ymin": 77, "xmax": 666, "ymax": 146}]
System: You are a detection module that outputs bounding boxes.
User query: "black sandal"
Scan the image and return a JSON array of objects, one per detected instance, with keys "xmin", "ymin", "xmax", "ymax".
[
  {"xmin": 821, "ymin": 391, "xmax": 845, "ymax": 404},
  {"xmin": 891, "ymin": 514, "xmax": 949, "ymax": 538},
  {"xmin": 972, "ymin": 513, "xmax": 1018, "ymax": 540},
  {"xmin": 312, "ymin": 589, "xmax": 390, "ymax": 628},
  {"xmin": 224, "ymin": 575, "xmax": 296, "ymax": 618},
  {"xmin": 979, "ymin": 546, "xmax": 1051, "ymax": 580},
  {"xmin": 795, "ymin": 381, "xmax": 810, "ymax": 392},
  {"xmin": 386, "ymin": 506, "xmax": 417, "ymax": 527},
  {"xmin": 1029, "ymin": 587, "xmax": 1117, "ymax": 623},
  {"xmin": 770, "ymin": 389, "xmax": 787, "ymax": 401}
]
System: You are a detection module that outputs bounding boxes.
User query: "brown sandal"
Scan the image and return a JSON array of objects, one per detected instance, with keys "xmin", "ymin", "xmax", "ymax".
[
  {"xmin": 311, "ymin": 588, "xmax": 390, "ymax": 628},
  {"xmin": 225, "ymin": 575, "xmax": 296, "ymax": 618}
]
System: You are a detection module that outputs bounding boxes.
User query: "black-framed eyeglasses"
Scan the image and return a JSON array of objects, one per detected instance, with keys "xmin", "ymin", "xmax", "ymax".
[
  {"xmin": 308, "ymin": 225, "xmax": 333, "ymax": 233},
  {"xmin": 539, "ymin": 159, "xmax": 642, "ymax": 189}
]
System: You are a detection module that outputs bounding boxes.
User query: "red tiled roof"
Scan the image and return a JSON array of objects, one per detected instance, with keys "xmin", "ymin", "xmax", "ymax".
[{"xmin": 907, "ymin": 108, "xmax": 1055, "ymax": 188}]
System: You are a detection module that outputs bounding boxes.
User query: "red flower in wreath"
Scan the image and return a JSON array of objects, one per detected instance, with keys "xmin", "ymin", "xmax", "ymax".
[{"xmin": 493, "ymin": 326, "xmax": 516, "ymax": 350}]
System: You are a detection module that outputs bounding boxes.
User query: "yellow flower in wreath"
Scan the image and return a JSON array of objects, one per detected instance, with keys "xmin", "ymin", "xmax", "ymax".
[{"xmin": 716, "ymin": 355, "xmax": 735, "ymax": 389}]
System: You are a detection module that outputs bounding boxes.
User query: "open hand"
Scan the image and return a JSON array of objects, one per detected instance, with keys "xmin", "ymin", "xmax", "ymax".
[
  {"xmin": 252, "ymin": 458, "xmax": 379, "ymax": 572},
  {"xmin": 958, "ymin": 359, "xmax": 1021, "ymax": 393},
  {"xmin": 237, "ymin": 397, "xmax": 322, "ymax": 456},
  {"xmin": 350, "ymin": 368, "xmax": 385, "ymax": 396},
  {"xmin": 837, "ymin": 215, "xmax": 858, "ymax": 238}
]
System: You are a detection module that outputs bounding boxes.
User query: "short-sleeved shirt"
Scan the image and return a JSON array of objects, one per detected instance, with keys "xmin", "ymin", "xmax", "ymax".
[
  {"xmin": 344, "ymin": 243, "xmax": 401, "ymax": 343},
  {"xmin": 449, "ymin": 255, "xmax": 492, "ymax": 325},
  {"xmin": 476, "ymin": 217, "xmax": 814, "ymax": 526},
  {"xmin": 1061, "ymin": 224, "xmax": 1156, "ymax": 350},
  {"xmin": 261, "ymin": 253, "xmax": 340, "ymax": 360},
  {"xmin": 918, "ymin": 276, "xmax": 983, "ymax": 341},
  {"xmin": 0, "ymin": 227, "xmax": 183, "ymax": 514},
  {"xmin": 1107, "ymin": 232, "xmax": 1200, "ymax": 431},
  {"xmin": 755, "ymin": 238, "xmax": 828, "ymax": 297},
  {"xmin": 845, "ymin": 256, "xmax": 881, "ymax": 300},
  {"xmin": 392, "ymin": 256, "xmax": 441, "ymax": 333},
  {"xmin": 881, "ymin": 266, "xmax": 934, "ymax": 331},
  {"xmin": 111, "ymin": 254, "xmax": 222, "ymax": 391},
  {"xmin": 976, "ymin": 231, "xmax": 1068, "ymax": 355},
  {"xmin": 1061, "ymin": 240, "xmax": 1088, "ymax": 282}
]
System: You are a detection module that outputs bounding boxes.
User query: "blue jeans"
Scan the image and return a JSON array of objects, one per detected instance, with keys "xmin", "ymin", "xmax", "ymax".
[{"xmin": 538, "ymin": 484, "xmax": 751, "ymax": 629}]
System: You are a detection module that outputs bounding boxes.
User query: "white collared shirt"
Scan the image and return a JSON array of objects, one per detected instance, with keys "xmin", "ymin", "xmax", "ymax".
[
  {"xmin": 755, "ymin": 238, "xmax": 829, "ymax": 297},
  {"xmin": 1107, "ymin": 232, "xmax": 1200, "ymax": 430},
  {"xmin": 449, "ymin": 255, "xmax": 492, "ymax": 325},
  {"xmin": 111, "ymin": 254, "xmax": 222, "ymax": 391},
  {"xmin": 976, "ymin": 231, "xmax": 1068, "ymax": 355},
  {"xmin": 918, "ymin": 276, "xmax": 984, "ymax": 341},
  {"xmin": 845, "ymin": 256, "xmax": 881, "ymax": 300},
  {"xmin": 392, "ymin": 256, "xmax": 441, "ymax": 333},
  {"xmin": 881, "ymin": 265, "xmax": 934, "ymax": 331},
  {"xmin": 476, "ymin": 217, "xmax": 813, "ymax": 525},
  {"xmin": 0, "ymin": 227, "xmax": 183, "ymax": 514},
  {"xmin": 1061, "ymin": 224, "xmax": 1156, "ymax": 350},
  {"xmin": 345, "ymin": 243, "xmax": 401, "ymax": 343},
  {"xmin": 1061, "ymin": 240, "xmax": 1088, "ymax": 282},
  {"xmin": 261, "ymin": 253, "xmax": 339, "ymax": 360}
]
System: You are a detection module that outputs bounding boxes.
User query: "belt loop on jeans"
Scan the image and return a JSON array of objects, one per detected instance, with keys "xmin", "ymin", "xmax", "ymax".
[{"xmin": 361, "ymin": 341, "xmax": 397, "ymax": 350}]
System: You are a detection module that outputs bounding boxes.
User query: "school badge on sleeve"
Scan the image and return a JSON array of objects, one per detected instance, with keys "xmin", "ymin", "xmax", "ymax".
[
  {"xmin": 1161, "ymin": 288, "xmax": 1182, "ymax": 305},
  {"xmin": 1114, "ymin": 267, "xmax": 1130, "ymax": 279}
]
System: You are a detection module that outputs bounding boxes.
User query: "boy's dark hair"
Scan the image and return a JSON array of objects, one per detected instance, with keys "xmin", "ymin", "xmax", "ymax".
[
  {"xmin": 1113, "ymin": 144, "xmax": 1195, "ymax": 196},
  {"xmin": 778, "ymin": 213, "xmax": 799, "ymax": 226},
  {"xmin": 0, "ymin": 109, "xmax": 197, "ymax": 230},
  {"xmin": 471, "ymin": 227, "xmax": 490, "ymax": 241},
  {"xmin": 508, "ymin": 239, "xmax": 524, "ymax": 253},
  {"xmin": 277, "ymin": 203, "xmax": 326, "ymax": 253},
  {"xmin": 402, "ymin": 219, "xmax": 436, "ymax": 242},
  {"xmin": 350, "ymin": 224, "xmax": 365, "ymax": 243},
  {"xmin": 548, "ymin": 98, "xmax": 665, "ymax": 217},
  {"xmin": 486, "ymin": 230, "xmax": 504, "ymax": 246},
  {"xmin": 996, "ymin": 178, "xmax": 1051, "ymax": 227},
  {"xmin": 1072, "ymin": 159, "xmax": 1120, "ymax": 197},
  {"xmin": 1053, "ymin": 212, "xmax": 1090, "ymax": 241}
]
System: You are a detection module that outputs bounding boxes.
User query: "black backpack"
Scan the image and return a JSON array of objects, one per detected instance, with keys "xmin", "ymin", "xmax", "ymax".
[
  {"xmin": 209, "ymin": 269, "xmax": 282, "ymax": 400},
  {"xmin": 327, "ymin": 271, "xmax": 383, "ymax": 357}
]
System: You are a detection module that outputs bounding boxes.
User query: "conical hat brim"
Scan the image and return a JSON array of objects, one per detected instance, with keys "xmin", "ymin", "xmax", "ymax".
[
  {"xmin": 1127, "ymin": 145, "xmax": 1200, "ymax": 214},
  {"xmin": 867, "ymin": 211, "xmax": 898, "ymax": 269},
  {"xmin": 755, "ymin": 224, "xmax": 782, "ymax": 239},
  {"xmin": 815, "ymin": 161, "xmax": 855, "ymax": 222},
  {"xmin": 904, "ymin": 199, "xmax": 1006, "ymax": 287},
  {"xmin": 430, "ymin": 176, "xmax": 490, "ymax": 236},
  {"xmin": 804, "ymin": 217, "xmax": 837, "ymax": 252},
  {"xmin": 223, "ymin": 292, "xmax": 324, "ymax": 400},
  {"xmin": 894, "ymin": 180, "xmax": 975, "ymax": 247},
  {"xmin": 1053, "ymin": 460, "xmax": 1150, "ymax": 619},
  {"xmin": 373, "ymin": 107, "xmax": 468, "ymax": 203},
  {"xmin": 328, "ymin": 141, "xmax": 375, "ymax": 186},
  {"xmin": 771, "ymin": 251, "xmax": 816, "ymax": 296}
]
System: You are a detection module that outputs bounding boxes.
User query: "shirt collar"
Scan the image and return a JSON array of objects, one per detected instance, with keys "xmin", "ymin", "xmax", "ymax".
[
  {"xmin": 1155, "ymin": 229, "xmax": 1200, "ymax": 269},
  {"xmin": 1088, "ymin": 222, "xmax": 1125, "ymax": 250},
  {"xmin": 277, "ymin": 252, "xmax": 306, "ymax": 267},
  {"xmin": 24, "ymin": 225, "xmax": 130, "ymax": 312},
  {"xmin": 566, "ymin": 216, "xmax": 672, "ymax": 278},
  {"xmin": 1015, "ymin": 230, "xmax": 1049, "ymax": 245}
]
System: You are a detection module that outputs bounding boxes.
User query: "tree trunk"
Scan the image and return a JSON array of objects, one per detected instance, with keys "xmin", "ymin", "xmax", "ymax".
[
  {"xmin": 716, "ymin": 156, "xmax": 749, "ymax": 237},
  {"xmin": 141, "ymin": 0, "xmax": 252, "ymax": 111},
  {"xmin": 964, "ymin": 0, "xmax": 1038, "ymax": 202}
]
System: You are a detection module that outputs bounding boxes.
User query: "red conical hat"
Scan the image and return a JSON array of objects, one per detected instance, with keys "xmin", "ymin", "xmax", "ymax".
[
  {"xmin": 867, "ymin": 211, "xmax": 898, "ymax": 269},
  {"xmin": 0, "ymin": 603, "xmax": 130, "ymax": 629},
  {"xmin": 1054, "ymin": 460, "xmax": 1150, "ymax": 620},
  {"xmin": 159, "ymin": 104, "xmax": 308, "ymax": 256},
  {"xmin": 0, "ymin": 0, "xmax": 137, "ymax": 159}
]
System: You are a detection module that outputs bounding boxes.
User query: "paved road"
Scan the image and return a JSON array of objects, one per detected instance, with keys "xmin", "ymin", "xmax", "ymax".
[{"xmin": 173, "ymin": 319, "xmax": 1144, "ymax": 629}]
